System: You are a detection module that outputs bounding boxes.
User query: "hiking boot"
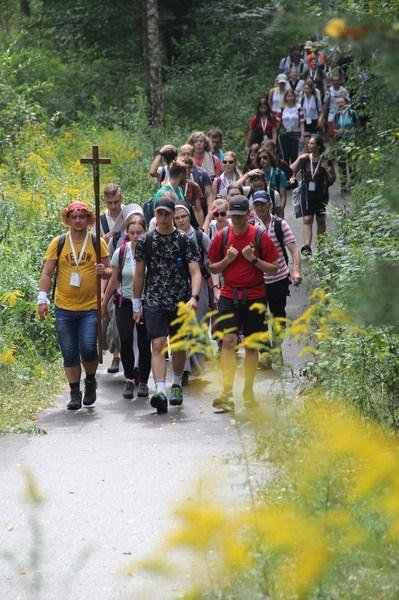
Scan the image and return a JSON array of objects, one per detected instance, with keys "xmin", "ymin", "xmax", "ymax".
[
  {"xmin": 169, "ymin": 384, "xmax": 183, "ymax": 406},
  {"xmin": 107, "ymin": 357, "xmax": 120, "ymax": 373},
  {"xmin": 213, "ymin": 394, "xmax": 235, "ymax": 412},
  {"xmin": 150, "ymin": 392, "xmax": 168, "ymax": 413},
  {"xmin": 301, "ymin": 244, "xmax": 312, "ymax": 256},
  {"xmin": 67, "ymin": 389, "xmax": 82, "ymax": 410},
  {"xmin": 122, "ymin": 380, "xmax": 134, "ymax": 399},
  {"xmin": 83, "ymin": 379, "xmax": 97, "ymax": 407},
  {"xmin": 137, "ymin": 382, "xmax": 149, "ymax": 397},
  {"xmin": 243, "ymin": 389, "xmax": 260, "ymax": 409}
]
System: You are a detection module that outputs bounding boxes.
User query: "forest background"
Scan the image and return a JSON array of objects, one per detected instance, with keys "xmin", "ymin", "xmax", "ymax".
[{"xmin": 0, "ymin": 0, "xmax": 398, "ymax": 434}]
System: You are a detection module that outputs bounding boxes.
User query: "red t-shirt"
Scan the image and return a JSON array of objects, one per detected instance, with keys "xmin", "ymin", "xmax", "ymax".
[
  {"xmin": 249, "ymin": 115, "xmax": 277, "ymax": 138},
  {"xmin": 208, "ymin": 224, "xmax": 279, "ymax": 300}
]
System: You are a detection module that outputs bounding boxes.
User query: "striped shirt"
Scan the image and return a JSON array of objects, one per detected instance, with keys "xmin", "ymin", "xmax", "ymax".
[{"xmin": 260, "ymin": 217, "xmax": 295, "ymax": 284}]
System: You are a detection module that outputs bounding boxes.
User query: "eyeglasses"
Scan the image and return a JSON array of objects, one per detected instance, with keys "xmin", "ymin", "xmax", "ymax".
[
  {"xmin": 259, "ymin": 156, "xmax": 269, "ymax": 161},
  {"xmin": 214, "ymin": 211, "xmax": 226, "ymax": 217},
  {"xmin": 222, "ymin": 160, "xmax": 234, "ymax": 165}
]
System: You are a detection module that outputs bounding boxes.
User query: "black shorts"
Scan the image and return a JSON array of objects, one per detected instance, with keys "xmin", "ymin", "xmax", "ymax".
[
  {"xmin": 304, "ymin": 119, "xmax": 320, "ymax": 136},
  {"xmin": 301, "ymin": 188, "xmax": 329, "ymax": 217},
  {"xmin": 216, "ymin": 295, "xmax": 267, "ymax": 337},
  {"xmin": 143, "ymin": 305, "xmax": 181, "ymax": 340}
]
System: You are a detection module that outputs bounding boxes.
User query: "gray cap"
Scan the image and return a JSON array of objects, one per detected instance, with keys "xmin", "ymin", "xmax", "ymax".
[{"xmin": 227, "ymin": 195, "xmax": 249, "ymax": 215}]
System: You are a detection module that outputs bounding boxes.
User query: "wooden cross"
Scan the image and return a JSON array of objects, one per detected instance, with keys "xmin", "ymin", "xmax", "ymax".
[{"xmin": 80, "ymin": 145, "xmax": 111, "ymax": 363}]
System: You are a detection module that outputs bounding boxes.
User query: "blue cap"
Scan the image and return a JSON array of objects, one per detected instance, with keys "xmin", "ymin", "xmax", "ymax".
[{"xmin": 252, "ymin": 190, "xmax": 271, "ymax": 203}]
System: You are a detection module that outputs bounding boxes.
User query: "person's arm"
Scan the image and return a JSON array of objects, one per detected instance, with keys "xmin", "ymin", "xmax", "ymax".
[
  {"xmin": 37, "ymin": 259, "xmax": 57, "ymax": 320},
  {"xmin": 355, "ymin": 117, "xmax": 362, "ymax": 131},
  {"xmin": 204, "ymin": 184, "xmax": 214, "ymax": 210},
  {"xmin": 290, "ymin": 154, "xmax": 308, "ymax": 175},
  {"xmin": 132, "ymin": 260, "xmax": 145, "ymax": 323},
  {"xmin": 286, "ymin": 241, "xmax": 302, "ymax": 285},
  {"xmin": 101, "ymin": 265, "xmax": 119, "ymax": 318},
  {"xmin": 245, "ymin": 129, "xmax": 254, "ymax": 151},
  {"xmin": 241, "ymin": 244, "xmax": 278, "ymax": 275},
  {"xmin": 271, "ymin": 124, "xmax": 277, "ymax": 144},
  {"xmin": 187, "ymin": 261, "xmax": 202, "ymax": 310},
  {"xmin": 149, "ymin": 145, "xmax": 172, "ymax": 178},
  {"xmin": 322, "ymin": 160, "xmax": 337, "ymax": 185}
]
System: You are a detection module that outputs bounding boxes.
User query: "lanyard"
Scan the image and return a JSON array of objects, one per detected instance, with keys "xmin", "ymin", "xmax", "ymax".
[
  {"xmin": 309, "ymin": 155, "xmax": 322, "ymax": 180},
  {"xmin": 304, "ymin": 95, "xmax": 313, "ymax": 116},
  {"xmin": 261, "ymin": 118, "xmax": 268, "ymax": 134},
  {"xmin": 68, "ymin": 231, "xmax": 89, "ymax": 269}
]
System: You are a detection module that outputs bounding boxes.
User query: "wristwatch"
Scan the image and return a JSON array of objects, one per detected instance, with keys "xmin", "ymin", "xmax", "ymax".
[
  {"xmin": 251, "ymin": 258, "xmax": 258, "ymax": 264},
  {"xmin": 191, "ymin": 294, "xmax": 200, "ymax": 301}
]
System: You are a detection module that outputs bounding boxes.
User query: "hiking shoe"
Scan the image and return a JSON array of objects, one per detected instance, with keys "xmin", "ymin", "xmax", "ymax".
[
  {"xmin": 83, "ymin": 379, "xmax": 97, "ymax": 407},
  {"xmin": 137, "ymin": 382, "xmax": 149, "ymax": 397},
  {"xmin": 67, "ymin": 389, "xmax": 82, "ymax": 410},
  {"xmin": 150, "ymin": 392, "xmax": 168, "ymax": 413},
  {"xmin": 107, "ymin": 357, "xmax": 120, "ymax": 373},
  {"xmin": 169, "ymin": 384, "xmax": 183, "ymax": 406},
  {"xmin": 301, "ymin": 244, "xmax": 312, "ymax": 256},
  {"xmin": 243, "ymin": 389, "xmax": 260, "ymax": 409},
  {"xmin": 123, "ymin": 380, "xmax": 134, "ymax": 399},
  {"xmin": 213, "ymin": 394, "xmax": 235, "ymax": 412}
]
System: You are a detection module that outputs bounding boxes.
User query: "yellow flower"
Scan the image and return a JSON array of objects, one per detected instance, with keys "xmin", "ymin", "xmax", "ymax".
[{"xmin": 324, "ymin": 18, "xmax": 347, "ymax": 38}]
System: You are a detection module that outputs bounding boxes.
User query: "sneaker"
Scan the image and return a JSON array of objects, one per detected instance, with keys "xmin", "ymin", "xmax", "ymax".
[
  {"xmin": 137, "ymin": 382, "xmax": 149, "ymax": 397},
  {"xmin": 83, "ymin": 379, "xmax": 97, "ymax": 407},
  {"xmin": 213, "ymin": 394, "xmax": 235, "ymax": 412},
  {"xmin": 67, "ymin": 389, "xmax": 82, "ymax": 410},
  {"xmin": 301, "ymin": 244, "xmax": 312, "ymax": 256},
  {"xmin": 181, "ymin": 371, "xmax": 189, "ymax": 387},
  {"xmin": 150, "ymin": 391, "xmax": 168, "ymax": 413},
  {"xmin": 123, "ymin": 380, "xmax": 134, "ymax": 399},
  {"xmin": 107, "ymin": 357, "xmax": 120, "ymax": 373},
  {"xmin": 243, "ymin": 389, "xmax": 260, "ymax": 409},
  {"xmin": 169, "ymin": 384, "xmax": 183, "ymax": 406}
]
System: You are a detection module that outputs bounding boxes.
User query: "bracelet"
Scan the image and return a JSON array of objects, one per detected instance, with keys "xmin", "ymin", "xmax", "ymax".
[
  {"xmin": 212, "ymin": 284, "xmax": 220, "ymax": 289},
  {"xmin": 132, "ymin": 298, "xmax": 142, "ymax": 313},
  {"xmin": 37, "ymin": 291, "xmax": 50, "ymax": 305}
]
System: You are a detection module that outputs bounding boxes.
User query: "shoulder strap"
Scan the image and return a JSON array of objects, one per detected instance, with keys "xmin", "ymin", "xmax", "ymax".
[
  {"xmin": 276, "ymin": 168, "xmax": 281, "ymax": 190},
  {"xmin": 100, "ymin": 213, "xmax": 110, "ymax": 234},
  {"xmin": 220, "ymin": 225, "xmax": 231, "ymax": 260},
  {"xmin": 254, "ymin": 227, "xmax": 264, "ymax": 260},
  {"xmin": 57, "ymin": 233, "xmax": 66, "ymax": 258},
  {"xmin": 274, "ymin": 217, "xmax": 289, "ymax": 265}
]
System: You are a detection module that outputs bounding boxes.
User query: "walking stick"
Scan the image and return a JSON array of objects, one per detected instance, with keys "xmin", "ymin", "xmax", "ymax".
[{"xmin": 80, "ymin": 146, "xmax": 111, "ymax": 363}]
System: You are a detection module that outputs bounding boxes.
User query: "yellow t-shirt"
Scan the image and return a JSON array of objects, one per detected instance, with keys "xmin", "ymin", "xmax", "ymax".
[{"xmin": 45, "ymin": 233, "xmax": 109, "ymax": 311}]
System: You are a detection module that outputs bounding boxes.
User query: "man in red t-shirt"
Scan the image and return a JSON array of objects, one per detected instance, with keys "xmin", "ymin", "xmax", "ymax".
[{"xmin": 208, "ymin": 196, "xmax": 279, "ymax": 411}]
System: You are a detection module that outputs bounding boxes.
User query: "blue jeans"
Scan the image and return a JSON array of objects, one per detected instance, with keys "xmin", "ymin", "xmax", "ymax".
[{"xmin": 55, "ymin": 307, "xmax": 98, "ymax": 367}]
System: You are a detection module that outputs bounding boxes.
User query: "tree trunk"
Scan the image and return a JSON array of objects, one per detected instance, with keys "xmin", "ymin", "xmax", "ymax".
[
  {"xmin": 20, "ymin": 0, "xmax": 30, "ymax": 15},
  {"xmin": 144, "ymin": 0, "xmax": 164, "ymax": 130}
]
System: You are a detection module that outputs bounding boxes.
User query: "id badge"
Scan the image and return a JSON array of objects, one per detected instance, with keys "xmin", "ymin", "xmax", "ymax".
[
  {"xmin": 70, "ymin": 272, "xmax": 81, "ymax": 287},
  {"xmin": 309, "ymin": 181, "xmax": 316, "ymax": 191},
  {"xmin": 263, "ymin": 134, "xmax": 269, "ymax": 141},
  {"xmin": 306, "ymin": 117, "xmax": 312, "ymax": 125}
]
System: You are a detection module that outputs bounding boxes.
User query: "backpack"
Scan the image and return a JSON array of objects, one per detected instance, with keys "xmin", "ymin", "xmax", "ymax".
[
  {"xmin": 144, "ymin": 198, "xmax": 154, "ymax": 226},
  {"xmin": 112, "ymin": 234, "xmax": 130, "ymax": 306},
  {"xmin": 52, "ymin": 232, "xmax": 97, "ymax": 299},
  {"xmin": 192, "ymin": 228, "xmax": 210, "ymax": 279},
  {"xmin": 220, "ymin": 225, "xmax": 264, "ymax": 261}
]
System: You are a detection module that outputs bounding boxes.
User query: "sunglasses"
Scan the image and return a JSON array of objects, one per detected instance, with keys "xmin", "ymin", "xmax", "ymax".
[
  {"xmin": 259, "ymin": 155, "xmax": 269, "ymax": 160},
  {"xmin": 214, "ymin": 211, "xmax": 227, "ymax": 217},
  {"xmin": 222, "ymin": 160, "xmax": 234, "ymax": 165}
]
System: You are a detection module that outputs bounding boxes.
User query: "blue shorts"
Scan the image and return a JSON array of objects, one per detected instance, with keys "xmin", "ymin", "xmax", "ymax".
[{"xmin": 55, "ymin": 307, "xmax": 98, "ymax": 367}]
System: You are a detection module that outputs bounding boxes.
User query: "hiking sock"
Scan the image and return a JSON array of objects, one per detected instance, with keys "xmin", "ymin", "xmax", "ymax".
[
  {"xmin": 85, "ymin": 373, "xmax": 96, "ymax": 382},
  {"xmin": 155, "ymin": 380, "xmax": 166, "ymax": 395},
  {"xmin": 172, "ymin": 371, "xmax": 183, "ymax": 387},
  {"xmin": 69, "ymin": 381, "xmax": 80, "ymax": 391}
]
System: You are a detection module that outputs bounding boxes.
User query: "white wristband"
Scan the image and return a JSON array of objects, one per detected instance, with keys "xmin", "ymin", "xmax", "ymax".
[
  {"xmin": 132, "ymin": 298, "xmax": 142, "ymax": 313},
  {"xmin": 37, "ymin": 291, "xmax": 50, "ymax": 305}
]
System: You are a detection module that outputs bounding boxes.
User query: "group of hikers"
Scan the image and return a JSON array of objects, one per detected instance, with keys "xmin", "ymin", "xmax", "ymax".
[{"xmin": 37, "ymin": 40, "xmax": 362, "ymax": 414}]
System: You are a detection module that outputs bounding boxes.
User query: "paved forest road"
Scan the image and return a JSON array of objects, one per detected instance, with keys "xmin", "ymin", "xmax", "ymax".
[{"xmin": 0, "ymin": 181, "xmax": 341, "ymax": 599}]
